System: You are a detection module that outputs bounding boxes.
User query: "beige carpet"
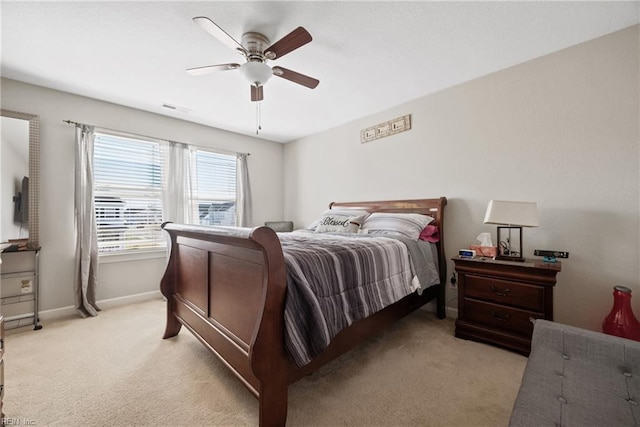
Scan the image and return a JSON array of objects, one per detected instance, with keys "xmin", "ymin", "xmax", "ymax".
[{"xmin": 4, "ymin": 298, "xmax": 526, "ymax": 426}]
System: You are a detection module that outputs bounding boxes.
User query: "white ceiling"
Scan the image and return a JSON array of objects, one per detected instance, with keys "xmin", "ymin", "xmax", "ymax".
[{"xmin": 1, "ymin": 1, "xmax": 638, "ymax": 143}]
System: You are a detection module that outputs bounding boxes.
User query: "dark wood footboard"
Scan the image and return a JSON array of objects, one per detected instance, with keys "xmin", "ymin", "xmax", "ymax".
[
  {"xmin": 160, "ymin": 197, "xmax": 447, "ymax": 426},
  {"xmin": 160, "ymin": 224, "xmax": 293, "ymax": 425}
]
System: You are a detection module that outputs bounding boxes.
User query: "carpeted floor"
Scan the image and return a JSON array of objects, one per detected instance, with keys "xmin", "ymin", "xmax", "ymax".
[{"xmin": 4, "ymin": 298, "xmax": 526, "ymax": 426}]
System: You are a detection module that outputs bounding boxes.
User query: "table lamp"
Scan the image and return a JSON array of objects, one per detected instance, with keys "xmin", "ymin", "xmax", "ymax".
[{"xmin": 483, "ymin": 200, "xmax": 538, "ymax": 262}]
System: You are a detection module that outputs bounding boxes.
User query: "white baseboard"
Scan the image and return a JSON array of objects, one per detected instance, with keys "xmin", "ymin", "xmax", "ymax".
[
  {"xmin": 418, "ymin": 300, "xmax": 458, "ymax": 319},
  {"xmin": 38, "ymin": 290, "xmax": 163, "ymax": 322},
  {"xmin": 446, "ymin": 306, "xmax": 458, "ymax": 319}
]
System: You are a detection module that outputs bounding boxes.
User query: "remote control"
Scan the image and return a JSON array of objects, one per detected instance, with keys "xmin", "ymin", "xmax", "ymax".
[{"xmin": 534, "ymin": 250, "xmax": 569, "ymax": 259}]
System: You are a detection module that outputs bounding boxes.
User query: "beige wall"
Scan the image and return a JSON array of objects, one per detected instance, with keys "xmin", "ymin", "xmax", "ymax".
[
  {"xmin": 1, "ymin": 25, "xmax": 637, "ymax": 329},
  {"xmin": 0, "ymin": 78, "xmax": 284, "ymax": 312},
  {"xmin": 284, "ymin": 25, "xmax": 640, "ymax": 331}
]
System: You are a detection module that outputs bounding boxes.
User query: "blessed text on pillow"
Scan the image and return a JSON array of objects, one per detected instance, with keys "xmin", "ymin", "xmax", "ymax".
[
  {"xmin": 306, "ymin": 209, "xmax": 370, "ymax": 231},
  {"xmin": 315, "ymin": 213, "xmax": 368, "ymax": 234}
]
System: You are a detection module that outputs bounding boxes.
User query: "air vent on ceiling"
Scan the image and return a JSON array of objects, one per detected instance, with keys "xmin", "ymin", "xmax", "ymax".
[{"xmin": 162, "ymin": 103, "xmax": 191, "ymax": 113}]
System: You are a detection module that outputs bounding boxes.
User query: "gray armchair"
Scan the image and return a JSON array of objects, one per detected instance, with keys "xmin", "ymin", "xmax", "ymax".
[{"xmin": 264, "ymin": 221, "xmax": 294, "ymax": 232}]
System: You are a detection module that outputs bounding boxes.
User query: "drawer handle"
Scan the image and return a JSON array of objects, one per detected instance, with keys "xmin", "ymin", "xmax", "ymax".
[
  {"xmin": 491, "ymin": 311, "xmax": 511, "ymax": 322},
  {"xmin": 490, "ymin": 285, "xmax": 511, "ymax": 297}
]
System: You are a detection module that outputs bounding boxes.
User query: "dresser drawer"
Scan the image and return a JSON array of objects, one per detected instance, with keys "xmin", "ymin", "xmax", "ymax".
[
  {"xmin": 464, "ymin": 299, "xmax": 542, "ymax": 335},
  {"xmin": 1, "ymin": 274, "xmax": 35, "ymax": 298},
  {"xmin": 464, "ymin": 274, "xmax": 544, "ymax": 311}
]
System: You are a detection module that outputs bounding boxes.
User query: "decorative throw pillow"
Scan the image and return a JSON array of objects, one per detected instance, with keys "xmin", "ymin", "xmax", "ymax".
[
  {"xmin": 362, "ymin": 213, "xmax": 435, "ymax": 240},
  {"xmin": 306, "ymin": 209, "xmax": 370, "ymax": 231},
  {"xmin": 419, "ymin": 224, "xmax": 440, "ymax": 243},
  {"xmin": 315, "ymin": 214, "xmax": 368, "ymax": 234}
]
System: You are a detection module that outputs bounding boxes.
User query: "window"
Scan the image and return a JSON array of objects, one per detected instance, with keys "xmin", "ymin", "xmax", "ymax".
[
  {"xmin": 93, "ymin": 132, "xmax": 238, "ymax": 254},
  {"xmin": 191, "ymin": 149, "xmax": 237, "ymax": 227},
  {"xmin": 94, "ymin": 133, "xmax": 164, "ymax": 253}
]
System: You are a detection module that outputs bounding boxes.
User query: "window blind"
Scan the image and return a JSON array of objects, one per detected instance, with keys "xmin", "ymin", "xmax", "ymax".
[
  {"xmin": 92, "ymin": 131, "xmax": 238, "ymax": 254},
  {"xmin": 191, "ymin": 150, "xmax": 237, "ymax": 226},
  {"xmin": 94, "ymin": 133, "xmax": 165, "ymax": 253}
]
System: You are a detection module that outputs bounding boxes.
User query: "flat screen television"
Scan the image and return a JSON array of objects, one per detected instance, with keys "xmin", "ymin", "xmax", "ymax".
[{"xmin": 13, "ymin": 176, "xmax": 28, "ymax": 224}]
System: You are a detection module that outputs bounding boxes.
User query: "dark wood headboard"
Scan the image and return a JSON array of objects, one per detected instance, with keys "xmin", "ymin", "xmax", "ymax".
[{"xmin": 329, "ymin": 197, "xmax": 448, "ymax": 285}]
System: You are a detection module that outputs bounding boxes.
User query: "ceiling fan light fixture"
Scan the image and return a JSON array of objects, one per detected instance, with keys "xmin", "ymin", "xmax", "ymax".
[
  {"xmin": 240, "ymin": 61, "xmax": 272, "ymax": 87},
  {"xmin": 189, "ymin": 17, "xmax": 319, "ymax": 102}
]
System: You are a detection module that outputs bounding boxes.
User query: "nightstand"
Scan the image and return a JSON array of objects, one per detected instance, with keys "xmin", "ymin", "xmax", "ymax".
[{"xmin": 453, "ymin": 257, "xmax": 561, "ymax": 355}]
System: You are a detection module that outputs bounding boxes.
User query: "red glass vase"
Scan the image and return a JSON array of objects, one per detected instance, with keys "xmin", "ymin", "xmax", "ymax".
[{"xmin": 602, "ymin": 286, "xmax": 640, "ymax": 341}]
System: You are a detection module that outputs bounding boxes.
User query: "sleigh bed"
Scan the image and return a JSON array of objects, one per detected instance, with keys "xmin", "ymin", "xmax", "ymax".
[{"xmin": 160, "ymin": 197, "xmax": 447, "ymax": 426}]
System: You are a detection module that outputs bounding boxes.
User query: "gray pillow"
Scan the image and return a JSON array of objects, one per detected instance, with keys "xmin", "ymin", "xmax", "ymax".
[{"xmin": 362, "ymin": 213, "xmax": 434, "ymax": 240}]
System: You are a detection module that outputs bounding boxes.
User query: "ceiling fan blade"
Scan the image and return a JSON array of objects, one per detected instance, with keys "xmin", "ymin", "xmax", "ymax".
[
  {"xmin": 272, "ymin": 67, "xmax": 319, "ymax": 89},
  {"xmin": 264, "ymin": 27, "xmax": 312, "ymax": 60},
  {"xmin": 251, "ymin": 85, "xmax": 264, "ymax": 102},
  {"xmin": 186, "ymin": 63, "xmax": 241, "ymax": 76},
  {"xmin": 193, "ymin": 16, "xmax": 247, "ymax": 55}
]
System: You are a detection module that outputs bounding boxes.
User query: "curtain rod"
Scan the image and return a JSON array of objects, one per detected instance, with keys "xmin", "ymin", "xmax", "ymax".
[{"xmin": 62, "ymin": 120, "xmax": 250, "ymax": 156}]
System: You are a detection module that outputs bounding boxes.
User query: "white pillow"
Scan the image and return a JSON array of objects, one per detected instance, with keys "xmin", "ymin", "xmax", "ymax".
[
  {"xmin": 315, "ymin": 213, "xmax": 368, "ymax": 234},
  {"xmin": 362, "ymin": 213, "xmax": 435, "ymax": 240},
  {"xmin": 306, "ymin": 209, "xmax": 370, "ymax": 231}
]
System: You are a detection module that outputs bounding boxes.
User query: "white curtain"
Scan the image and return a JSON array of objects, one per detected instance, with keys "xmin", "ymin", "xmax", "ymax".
[
  {"xmin": 162, "ymin": 141, "xmax": 193, "ymax": 224},
  {"xmin": 74, "ymin": 125, "xmax": 100, "ymax": 317},
  {"xmin": 236, "ymin": 153, "xmax": 252, "ymax": 227}
]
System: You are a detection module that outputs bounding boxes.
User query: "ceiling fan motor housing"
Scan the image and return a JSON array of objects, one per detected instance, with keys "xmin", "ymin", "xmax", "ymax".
[
  {"xmin": 239, "ymin": 32, "xmax": 274, "ymax": 86},
  {"xmin": 241, "ymin": 32, "xmax": 271, "ymax": 59}
]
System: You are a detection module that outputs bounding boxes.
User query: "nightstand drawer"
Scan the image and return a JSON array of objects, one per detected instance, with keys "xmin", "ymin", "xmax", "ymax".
[
  {"xmin": 464, "ymin": 299, "xmax": 541, "ymax": 335},
  {"xmin": 464, "ymin": 274, "xmax": 544, "ymax": 311}
]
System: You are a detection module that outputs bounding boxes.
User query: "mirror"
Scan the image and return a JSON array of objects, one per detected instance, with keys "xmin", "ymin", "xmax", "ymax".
[{"xmin": 1, "ymin": 109, "xmax": 40, "ymax": 248}]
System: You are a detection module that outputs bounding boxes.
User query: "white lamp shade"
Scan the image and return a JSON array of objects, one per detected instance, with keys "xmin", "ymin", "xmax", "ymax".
[
  {"xmin": 484, "ymin": 200, "xmax": 539, "ymax": 227},
  {"xmin": 240, "ymin": 61, "xmax": 272, "ymax": 86}
]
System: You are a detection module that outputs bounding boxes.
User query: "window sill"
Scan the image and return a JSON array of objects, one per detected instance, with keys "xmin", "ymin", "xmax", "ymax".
[{"xmin": 98, "ymin": 249, "xmax": 166, "ymax": 264}]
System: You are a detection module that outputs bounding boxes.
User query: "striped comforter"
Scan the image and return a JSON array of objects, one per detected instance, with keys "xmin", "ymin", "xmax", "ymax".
[{"xmin": 280, "ymin": 231, "xmax": 436, "ymax": 367}]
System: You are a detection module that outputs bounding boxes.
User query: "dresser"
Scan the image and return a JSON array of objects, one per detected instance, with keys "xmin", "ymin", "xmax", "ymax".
[
  {"xmin": 0, "ymin": 248, "xmax": 42, "ymax": 331},
  {"xmin": 453, "ymin": 257, "xmax": 561, "ymax": 355}
]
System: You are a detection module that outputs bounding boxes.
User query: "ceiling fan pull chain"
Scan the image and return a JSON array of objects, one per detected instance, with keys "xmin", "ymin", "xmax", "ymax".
[{"xmin": 255, "ymin": 102, "xmax": 262, "ymax": 135}]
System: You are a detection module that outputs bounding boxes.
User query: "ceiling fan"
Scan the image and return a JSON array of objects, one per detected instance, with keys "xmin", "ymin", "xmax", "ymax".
[{"xmin": 187, "ymin": 16, "xmax": 320, "ymax": 102}]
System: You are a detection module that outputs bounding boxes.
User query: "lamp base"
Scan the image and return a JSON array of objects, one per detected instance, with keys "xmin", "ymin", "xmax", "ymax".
[{"xmin": 496, "ymin": 226, "xmax": 524, "ymax": 262}]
